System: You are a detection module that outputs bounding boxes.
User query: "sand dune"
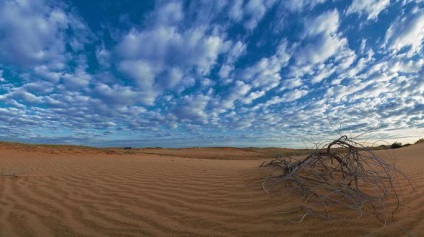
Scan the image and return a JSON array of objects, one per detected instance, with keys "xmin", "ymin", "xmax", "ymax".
[{"xmin": 0, "ymin": 143, "xmax": 423, "ymax": 236}]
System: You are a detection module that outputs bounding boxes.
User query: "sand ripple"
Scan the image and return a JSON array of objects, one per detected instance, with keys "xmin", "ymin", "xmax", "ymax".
[{"xmin": 1, "ymin": 144, "xmax": 423, "ymax": 236}]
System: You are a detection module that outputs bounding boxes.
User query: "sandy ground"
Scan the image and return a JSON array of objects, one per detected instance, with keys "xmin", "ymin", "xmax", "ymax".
[{"xmin": 0, "ymin": 142, "xmax": 423, "ymax": 236}]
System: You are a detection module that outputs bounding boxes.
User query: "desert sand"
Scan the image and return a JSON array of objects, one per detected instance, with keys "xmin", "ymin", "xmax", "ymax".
[{"xmin": 0, "ymin": 142, "xmax": 423, "ymax": 236}]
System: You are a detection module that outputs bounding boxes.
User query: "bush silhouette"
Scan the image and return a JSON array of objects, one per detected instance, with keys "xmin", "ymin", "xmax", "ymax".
[{"xmin": 391, "ymin": 142, "xmax": 403, "ymax": 149}]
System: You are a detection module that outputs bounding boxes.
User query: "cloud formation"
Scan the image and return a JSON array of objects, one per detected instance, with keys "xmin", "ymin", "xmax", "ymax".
[
  {"xmin": 346, "ymin": 0, "xmax": 390, "ymax": 20},
  {"xmin": 385, "ymin": 9, "xmax": 424, "ymax": 54},
  {"xmin": 0, "ymin": 0, "xmax": 422, "ymax": 147}
]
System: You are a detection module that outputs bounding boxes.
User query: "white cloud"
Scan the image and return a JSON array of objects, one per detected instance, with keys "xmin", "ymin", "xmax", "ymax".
[
  {"xmin": 241, "ymin": 40, "xmax": 291, "ymax": 90},
  {"xmin": 220, "ymin": 80, "xmax": 251, "ymax": 110},
  {"xmin": 335, "ymin": 49, "xmax": 357, "ymax": 72},
  {"xmin": 218, "ymin": 41, "xmax": 246, "ymax": 83},
  {"xmin": 0, "ymin": 0, "xmax": 94, "ymax": 109},
  {"xmin": 93, "ymin": 83, "xmax": 139, "ymax": 106},
  {"xmin": 244, "ymin": 0, "xmax": 277, "ymax": 30},
  {"xmin": 0, "ymin": 0, "xmax": 81, "ymax": 68},
  {"xmin": 62, "ymin": 69, "xmax": 92, "ymax": 90},
  {"xmin": 283, "ymin": 0, "xmax": 327, "ymax": 12},
  {"xmin": 117, "ymin": 26, "xmax": 227, "ymax": 75},
  {"xmin": 402, "ymin": 0, "xmax": 424, "ymax": 4},
  {"xmin": 34, "ymin": 65, "xmax": 62, "ymax": 82},
  {"xmin": 6, "ymin": 88, "xmax": 43, "ymax": 104},
  {"xmin": 228, "ymin": 0, "xmax": 244, "ymax": 22},
  {"xmin": 242, "ymin": 90, "xmax": 266, "ymax": 104},
  {"xmin": 281, "ymin": 89, "xmax": 309, "ymax": 102},
  {"xmin": 218, "ymin": 65, "xmax": 234, "ymax": 80},
  {"xmin": 115, "ymin": 13, "xmax": 231, "ymax": 105},
  {"xmin": 153, "ymin": 2, "xmax": 184, "ymax": 26},
  {"xmin": 342, "ymin": 50, "xmax": 375, "ymax": 78},
  {"xmin": 288, "ymin": 10, "xmax": 357, "ymax": 86},
  {"xmin": 96, "ymin": 46, "xmax": 111, "ymax": 69},
  {"xmin": 359, "ymin": 39, "xmax": 367, "ymax": 54},
  {"xmin": 156, "ymin": 68, "xmax": 184, "ymax": 90},
  {"xmin": 227, "ymin": 0, "xmax": 277, "ymax": 30},
  {"xmin": 176, "ymin": 77, "xmax": 196, "ymax": 94},
  {"xmin": 118, "ymin": 60, "xmax": 157, "ymax": 105},
  {"xmin": 297, "ymin": 36, "xmax": 347, "ymax": 65},
  {"xmin": 227, "ymin": 41, "xmax": 246, "ymax": 64},
  {"xmin": 304, "ymin": 9, "xmax": 340, "ymax": 36},
  {"xmin": 23, "ymin": 81, "xmax": 54, "ymax": 94},
  {"xmin": 389, "ymin": 58, "xmax": 424, "ymax": 74},
  {"xmin": 385, "ymin": 10, "xmax": 424, "ymax": 55},
  {"xmin": 296, "ymin": 10, "xmax": 348, "ymax": 65},
  {"xmin": 119, "ymin": 60, "xmax": 155, "ymax": 89},
  {"xmin": 175, "ymin": 94, "xmax": 211, "ymax": 123},
  {"xmin": 280, "ymin": 78, "xmax": 303, "ymax": 90},
  {"xmin": 346, "ymin": 0, "xmax": 390, "ymax": 20},
  {"xmin": 184, "ymin": 1, "xmax": 229, "ymax": 27},
  {"xmin": 311, "ymin": 66, "xmax": 336, "ymax": 84}
]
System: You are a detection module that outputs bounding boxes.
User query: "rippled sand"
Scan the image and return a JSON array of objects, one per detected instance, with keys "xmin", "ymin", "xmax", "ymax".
[{"xmin": 0, "ymin": 143, "xmax": 423, "ymax": 236}]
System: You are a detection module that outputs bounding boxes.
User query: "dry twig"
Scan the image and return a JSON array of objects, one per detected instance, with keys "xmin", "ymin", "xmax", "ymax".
[{"xmin": 261, "ymin": 136, "xmax": 414, "ymax": 226}]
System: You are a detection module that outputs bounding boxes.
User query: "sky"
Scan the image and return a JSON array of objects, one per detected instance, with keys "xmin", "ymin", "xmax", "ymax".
[{"xmin": 0, "ymin": 0, "xmax": 423, "ymax": 148}]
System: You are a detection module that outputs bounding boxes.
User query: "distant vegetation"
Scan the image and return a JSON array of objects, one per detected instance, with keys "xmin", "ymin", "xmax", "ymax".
[
  {"xmin": 390, "ymin": 142, "xmax": 403, "ymax": 149},
  {"xmin": 377, "ymin": 140, "xmax": 420, "ymax": 150}
]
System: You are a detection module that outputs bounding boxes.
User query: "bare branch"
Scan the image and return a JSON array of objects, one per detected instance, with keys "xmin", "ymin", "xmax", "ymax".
[{"xmin": 261, "ymin": 136, "xmax": 414, "ymax": 233}]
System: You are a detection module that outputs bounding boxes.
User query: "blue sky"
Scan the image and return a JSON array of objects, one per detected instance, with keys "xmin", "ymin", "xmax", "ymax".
[{"xmin": 0, "ymin": 0, "xmax": 423, "ymax": 148}]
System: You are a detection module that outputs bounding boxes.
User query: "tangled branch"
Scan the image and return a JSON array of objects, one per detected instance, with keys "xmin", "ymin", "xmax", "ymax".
[{"xmin": 261, "ymin": 136, "xmax": 414, "ymax": 225}]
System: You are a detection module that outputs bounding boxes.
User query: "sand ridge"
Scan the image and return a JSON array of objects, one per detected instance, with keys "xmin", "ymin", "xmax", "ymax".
[{"xmin": 0, "ymin": 143, "xmax": 423, "ymax": 236}]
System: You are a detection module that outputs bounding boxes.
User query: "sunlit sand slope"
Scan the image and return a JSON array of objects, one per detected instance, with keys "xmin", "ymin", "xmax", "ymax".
[{"xmin": 0, "ymin": 143, "xmax": 423, "ymax": 236}]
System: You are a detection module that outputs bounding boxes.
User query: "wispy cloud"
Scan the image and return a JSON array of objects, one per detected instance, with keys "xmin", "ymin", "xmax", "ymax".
[{"xmin": 346, "ymin": 0, "xmax": 390, "ymax": 20}]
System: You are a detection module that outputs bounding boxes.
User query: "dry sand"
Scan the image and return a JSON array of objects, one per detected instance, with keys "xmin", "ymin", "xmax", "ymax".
[{"xmin": 0, "ymin": 142, "xmax": 423, "ymax": 236}]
